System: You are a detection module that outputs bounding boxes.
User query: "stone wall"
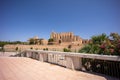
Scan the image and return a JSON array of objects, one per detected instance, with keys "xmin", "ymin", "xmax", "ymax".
[{"xmin": 4, "ymin": 44, "xmax": 83, "ymax": 52}]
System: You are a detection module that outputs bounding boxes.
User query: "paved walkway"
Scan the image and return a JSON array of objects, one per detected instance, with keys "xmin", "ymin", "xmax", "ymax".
[
  {"xmin": 0, "ymin": 57, "xmax": 118, "ymax": 80},
  {"xmin": 0, "ymin": 52, "xmax": 18, "ymax": 57}
]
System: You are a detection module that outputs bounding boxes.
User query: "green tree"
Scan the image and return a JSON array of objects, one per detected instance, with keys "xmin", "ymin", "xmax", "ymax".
[
  {"xmin": 48, "ymin": 38, "xmax": 54, "ymax": 42},
  {"xmin": 110, "ymin": 33, "xmax": 120, "ymax": 41},
  {"xmin": 79, "ymin": 33, "xmax": 108, "ymax": 54},
  {"xmin": 79, "ymin": 33, "xmax": 120, "ymax": 56},
  {"xmin": 109, "ymin": 33, "xmax": 120, "ymax": 55},
  {"xmin": 29, "ymin": 38, "xmax": 35, "ymax": 44},
  {"xmin": 15, "ymin": 47, "xmax": 18, "ymax": 51},
  {"xmin": 15, "ymin": 47, "xmax": 18, "ymax": 54}
]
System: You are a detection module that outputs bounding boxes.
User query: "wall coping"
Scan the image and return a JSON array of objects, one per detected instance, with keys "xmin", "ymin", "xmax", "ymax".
[{"xmin": 24, "ymin": 49, "xmax": 120, "ymax": 61}]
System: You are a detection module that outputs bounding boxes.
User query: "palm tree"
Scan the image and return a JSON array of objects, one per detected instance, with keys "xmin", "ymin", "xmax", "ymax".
[{"xmin": 79, "ymin": 33, "xmax": 108, "ymax": 54}]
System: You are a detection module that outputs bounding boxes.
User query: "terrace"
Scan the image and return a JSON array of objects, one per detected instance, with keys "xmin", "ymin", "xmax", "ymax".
[{"xmin": 0, "ymin": 50, "xmax": 120, "ymax": 80}]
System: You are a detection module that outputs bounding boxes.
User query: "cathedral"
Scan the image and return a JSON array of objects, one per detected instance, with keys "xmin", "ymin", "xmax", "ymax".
[
  {"xmin": 50, "ymin": 32, "xmax": 83, "ymax": 45},
  {"xmin": 28, "ymin": 32, "xmax": 87, "ymax": 46}
]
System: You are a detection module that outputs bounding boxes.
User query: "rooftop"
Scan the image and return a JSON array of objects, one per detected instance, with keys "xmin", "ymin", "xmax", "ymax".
[{"xmin": 0, "ymin": 56, "xmax": 118, "ymax": 80}]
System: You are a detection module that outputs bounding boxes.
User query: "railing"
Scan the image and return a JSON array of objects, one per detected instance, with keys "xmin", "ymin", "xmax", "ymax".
[{"xmin": 17, "ymin": 49, "xmax": 120, "ymax": 78}]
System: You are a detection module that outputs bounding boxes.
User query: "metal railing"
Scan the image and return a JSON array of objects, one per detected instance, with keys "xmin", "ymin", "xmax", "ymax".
[{"xmin": 17, "ymin": 49, "xmax": 120, "ymax": 78}]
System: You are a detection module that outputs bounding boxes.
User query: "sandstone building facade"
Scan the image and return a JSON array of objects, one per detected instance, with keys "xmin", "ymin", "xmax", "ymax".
[{"xmin": 50, "ymin": 32, "xmax": 82, "ymax": 46}]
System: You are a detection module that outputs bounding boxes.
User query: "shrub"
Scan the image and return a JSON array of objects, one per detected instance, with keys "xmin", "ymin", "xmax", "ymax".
[{"xmin": 63, "ymin": 48, "xmax": 71, "ymax": 52}]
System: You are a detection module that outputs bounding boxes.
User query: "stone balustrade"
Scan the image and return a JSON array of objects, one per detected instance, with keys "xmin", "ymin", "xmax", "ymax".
[{"xmin": 18, "ymin": 49, "xmax": 120, "ymax": 70}]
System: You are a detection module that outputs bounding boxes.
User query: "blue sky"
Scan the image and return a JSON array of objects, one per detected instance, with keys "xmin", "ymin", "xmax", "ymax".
[{"xmin": 0, "ymin": 0, "xmax": 120, "ymax": 41}]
